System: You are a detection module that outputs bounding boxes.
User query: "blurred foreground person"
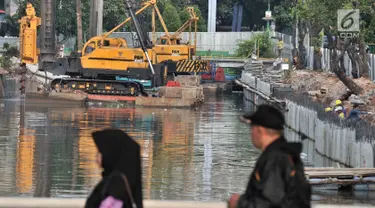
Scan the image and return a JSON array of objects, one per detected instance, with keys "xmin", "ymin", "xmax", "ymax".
[
  {"xmin": 231, "ymin": 105, "xmax": 311, "ymax": 208},
  {"xmin": 85, "ymin": 129, "xmax": 142, "ymax": 208}
]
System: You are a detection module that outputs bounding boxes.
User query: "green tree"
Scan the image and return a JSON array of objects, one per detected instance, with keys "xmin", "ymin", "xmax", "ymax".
[
  {"xmin": 273, "ymin": 0, "xmax": 294, "ymax": 34},
  {"xmin": 161, "ymin": 3, "xmax": 181, "ymax": 32},
  {"xmin": 102, "ymin": 0, "xmax": 127, "ymax": 32},
  {"xmin": 236, "ymin": 32, "xmax": 275, "ymax": 58},
  {"xmin": 292, "ymin": 0, "xmax": 374, "ymax": 94},
  {"xmin": 14, "ymin": 0, "xmax": 91, "ymax": 41}
]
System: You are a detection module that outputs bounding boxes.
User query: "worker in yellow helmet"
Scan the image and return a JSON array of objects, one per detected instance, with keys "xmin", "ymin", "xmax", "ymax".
[
  {"xmin": 325, "ymin": 107, "xmax": 332, "ymax": 112},
  {"xmin": 333, "ymin": 99, "xmax": 347, "ymax": 118},
  {"xmin": 334, "ymin": 106, "xmax": 345, "ymax": 119},
  {"xmin": 335, "ymin": 100, "xmax": 342, "ymax": 106},
  {"xmin": 277, "ymin": 38, "xmax": 284, "ymax": 58}
]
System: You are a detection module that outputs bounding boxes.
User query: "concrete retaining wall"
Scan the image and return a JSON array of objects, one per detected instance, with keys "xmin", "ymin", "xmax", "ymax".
[
  {"xmin": 285, "ymin": 101, "xmax": 374, "ymax": 168},
  {"xmin": 257, "ymin": 80, "xmax": 272, "ymax": 96},
  {"xmin": 1, "ymin": 76, "xmax": 20, "ymax": 98},
  {"xmin": 113, "ymin": 32, "xmax": 262, "ymax": 54},
  {"xmin": 0, "ymin": 75, "xmax": 38, "ymax": 99},
  {"xmin": 240, "ymin": 68, "xmax": 375, "ymax": 168},
  {"xmin": 240, "ymin": 73, "xmax": 272, "ymax": 97},
  {"xmin": 0, "ymin": 32, "xmax": 291, "ymax": 55}
]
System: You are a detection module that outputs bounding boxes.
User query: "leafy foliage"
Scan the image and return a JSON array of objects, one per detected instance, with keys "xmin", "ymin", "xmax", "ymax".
[
  {"xmin": 161, "ymin": 3, "xmax": 181, "ymax": 32},
  {"xmin": 13, "ymin": 0, "xmax": 208, "ymax": 39},
  {"xmin": 0, "ymin": 42, "xmax": 19, "ymax": 69},
  {"xmin": 273, "ymin": 1, "xmax": 294, "ymax": 34},
  {"xmin": 102, "ymin": 0, "xmax": 127, "ymax": 32},
  {"xmin": 293, "ymin": 0, "xmax": 375, "ymax": 43},
  {"xmin": 236, "ymin": 32, "xmax": 275, "ymax": 58}
]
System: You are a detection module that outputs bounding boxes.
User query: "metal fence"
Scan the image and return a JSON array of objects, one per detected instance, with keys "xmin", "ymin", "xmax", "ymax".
[{"xmin": 303, "ymin": 47, "xmax": 375, "ymax": 81}]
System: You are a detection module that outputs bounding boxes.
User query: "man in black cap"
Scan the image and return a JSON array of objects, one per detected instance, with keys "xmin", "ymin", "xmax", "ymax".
[{"xmin": 229, "ymin": 104, "xmax": 311, "ymax": 208}]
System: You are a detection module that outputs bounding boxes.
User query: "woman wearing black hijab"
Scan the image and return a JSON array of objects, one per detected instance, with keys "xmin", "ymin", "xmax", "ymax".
[{"xmin": 85, "ymin": 129, "xmax": 143, "ymax": 208}]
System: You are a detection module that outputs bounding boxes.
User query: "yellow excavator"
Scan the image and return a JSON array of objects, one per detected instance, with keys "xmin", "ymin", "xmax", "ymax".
[
  {"xmin": 19, "ymin": 0, "xmax": 208, "ymax": 96},
  {"xmin": 20, "ymin": 1, "xmax": 159, "ymax": 96}
]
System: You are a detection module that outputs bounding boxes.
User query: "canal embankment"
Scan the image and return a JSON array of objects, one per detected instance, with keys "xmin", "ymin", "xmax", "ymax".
[{"xmin": 236, "ymin": 59, "xmax": 375, "ymax": 168}]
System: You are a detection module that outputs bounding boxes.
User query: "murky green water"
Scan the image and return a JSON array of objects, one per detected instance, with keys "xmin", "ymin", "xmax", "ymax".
[{"xmin": 0, "ymin": 93, "xmax": 374, "ymax": 204}]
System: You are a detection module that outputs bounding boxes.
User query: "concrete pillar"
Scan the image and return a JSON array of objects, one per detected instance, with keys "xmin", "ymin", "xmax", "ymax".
[
  {"xmin": 207, "ymin": 0, "xmax": 217, "ymax": 32},
  {"xmin": 97, "ymin": 0, "xmax": 103, "ymax": 35},
  {"xmin": 2, "ymin": 0, "xmax": 7, "ymax": 12},
  {"xmin": 4, "ymin": 0, "xmax": 17, "ymax": 16},
  {"xmin": 89, "ymin": 0, "xmax": 103, "ymax": 38}
]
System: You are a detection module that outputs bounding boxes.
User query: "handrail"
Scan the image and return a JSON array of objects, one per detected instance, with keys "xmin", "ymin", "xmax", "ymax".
[{"xmin": 0, "ymin": 198, "xmax": 371, "ymax": 208}]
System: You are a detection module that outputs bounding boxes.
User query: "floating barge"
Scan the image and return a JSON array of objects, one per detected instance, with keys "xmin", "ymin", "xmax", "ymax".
[{"xmin": 28, "ymin": 85, "xmax": 204, "ymax": 108}]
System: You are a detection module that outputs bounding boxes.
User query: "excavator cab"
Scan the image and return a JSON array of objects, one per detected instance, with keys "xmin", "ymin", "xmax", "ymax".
[{"xmin": 82, "ymin": 37, "xmax": 128, "ymax": 56}]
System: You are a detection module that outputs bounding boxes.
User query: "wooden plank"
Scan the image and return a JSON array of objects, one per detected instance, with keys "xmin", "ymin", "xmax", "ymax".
[
  {"xmin": 309, "ymin": 179, "xmax": 375, "ymax": 185},
  {"xmin": 305, "ymin": 168, "xmax": 375, "ymax": 175},
  {"xmin": 306, "ymin": 170, "xmax": 375, "ymax": 174},
  {"xmin": 304, "ymin": 168, "xmax": 375, "ymax": 183},
  {"xmin": 306, "ymin": 172, "xmax": 375, "ymax": 179},
  {"xmin": 305, "ymin": 167, "xmax": 375, "ymax": 171},
  {"xmin": 305, "ymin": 167, "xmax": 335, "ymax": 171}
]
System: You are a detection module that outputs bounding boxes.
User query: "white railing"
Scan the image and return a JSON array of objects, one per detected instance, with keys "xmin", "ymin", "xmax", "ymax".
[{"xmin": 0, "ymin": 198, "xmax": 372, "ymax": 208}]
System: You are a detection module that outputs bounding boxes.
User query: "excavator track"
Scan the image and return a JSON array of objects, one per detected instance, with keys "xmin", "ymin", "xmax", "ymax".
[{"xmin": 50, "ymin": 78, "xmax": 148, "ymax": 96}]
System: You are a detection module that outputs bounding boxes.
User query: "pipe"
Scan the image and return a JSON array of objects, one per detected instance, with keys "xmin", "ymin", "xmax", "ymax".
[{"xmin": 124, "ymin": 0, "xmax": 155, "ymax": 75}]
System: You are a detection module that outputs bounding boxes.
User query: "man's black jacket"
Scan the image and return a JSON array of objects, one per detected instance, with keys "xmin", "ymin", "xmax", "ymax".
[{"xmin": 237, "ymin": 137, "xmax": 311, "ymax": 208}]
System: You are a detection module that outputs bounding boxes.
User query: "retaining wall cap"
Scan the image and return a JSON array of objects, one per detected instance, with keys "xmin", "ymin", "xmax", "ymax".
[{"xmin": 0, "ymin": 198, "xmax": 371, "ymax": 208}]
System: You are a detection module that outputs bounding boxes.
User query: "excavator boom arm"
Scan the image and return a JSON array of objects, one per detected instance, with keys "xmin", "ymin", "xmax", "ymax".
[
  {"xmin": 170, "ymin": 7, "xmax": 198, "ymax": 39},
  {"xmin": 124, "ymin": 0, "xmax": 155, "ymax": 75},
  {"xmin": 103, "ymin": 1, "xmax": 153, "ymax": 39}
]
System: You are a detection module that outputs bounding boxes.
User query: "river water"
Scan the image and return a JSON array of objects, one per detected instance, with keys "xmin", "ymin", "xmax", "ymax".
[{"xmin": 0, "ymin": 93, "xmax": 374, "ymax": 204}]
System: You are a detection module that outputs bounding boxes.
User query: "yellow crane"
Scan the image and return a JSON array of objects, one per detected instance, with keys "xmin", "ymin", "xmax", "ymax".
[
  {"xmin": 82, "ymin": 0, "xmax": 208, "ymax": 75},
  {"xmin": 18, "ymin": 1, "xmax": 208, "ymax": 95}
]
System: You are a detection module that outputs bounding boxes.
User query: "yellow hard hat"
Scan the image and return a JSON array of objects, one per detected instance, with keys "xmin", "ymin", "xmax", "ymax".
[
  {"xmin": 325, "ymin": 107, "xmax": 332, "ymax": 112},
  {"xmin": 335, "ymin": 100, "xmax": 342, "ymax": 105},
  {"xmin": 339, "ymin": 112, "xmax": 345, "ymax": 119}
]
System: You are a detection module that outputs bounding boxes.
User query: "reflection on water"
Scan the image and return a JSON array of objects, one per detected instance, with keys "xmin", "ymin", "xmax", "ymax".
[
  {"xmin": 0, "ymin": 94, "xmax": 253, "ymax": 201},
  {"xmin": 1, "ymin": 94, "xmax": 374, "ymax": 203}
]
